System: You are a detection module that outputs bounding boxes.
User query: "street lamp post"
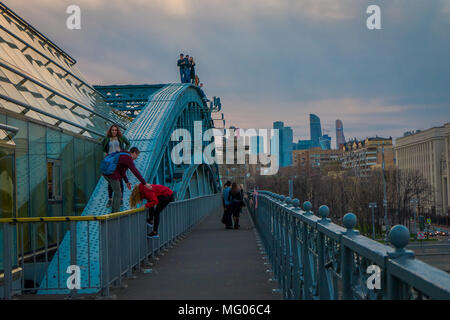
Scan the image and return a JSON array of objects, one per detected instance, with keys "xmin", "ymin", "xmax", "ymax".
[
  {"xmin": 411, "ymin": 197, "xmax": 419, "ymax": 239},
  {"xmin": 382, "ymin": 144, "xmax": 390, "ymax": 243},
  {"xmin": 369, "ymin": 202, "xmax": 377, "ymax": 240}
]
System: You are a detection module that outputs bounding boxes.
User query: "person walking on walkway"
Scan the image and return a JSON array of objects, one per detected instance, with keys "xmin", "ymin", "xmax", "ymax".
[
  {"xmin": 177, "ymin": 53, "xmax": 187, "ymax": 83},
  {"xmin": 222, "ymin": 181, "xmax": 232, "ymax": 229},
  {"xmin": 129, "ymin": 183, "xmax": 174, "ymax": 237},
  {"xmin": 102, "ymin": 124, "xmax": 131, "ymax": 208},
  {"xmin": 228, "ymin": 183, "xmax": 244, "ymax": 229},
  {"xmin": 189, "ymin": 56, "xmax": 196, "ymax": 84},
  {"xmin": 103, "ymin": 147, "xmax": 151, "ymax": 213}
]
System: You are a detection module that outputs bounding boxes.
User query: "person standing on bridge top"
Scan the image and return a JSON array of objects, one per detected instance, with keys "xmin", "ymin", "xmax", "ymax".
[
  {"xmin": 102, "ymin": 124, "xmax": 131, "ymax": 208},
  {"xmin": 184, "ymin": 55, "xmax": 191, "ymax": 83},
  {"xmin": 129, "ymin": 183, "xmax": 174, "ymax": 237},
  {"xmin": 189, "ymin": 56, "xmax": 196, "ymax": 84},
  {"xmin": 177, "ymin": 53, "xmax": 187, "ymax": 83},
  {"xmin": 222, "ymin": 181, "xmax": 233, "ymax": 229},
  {"xmin": 103, "ymin": 147, "xmax": 151, "ymax": 213}
]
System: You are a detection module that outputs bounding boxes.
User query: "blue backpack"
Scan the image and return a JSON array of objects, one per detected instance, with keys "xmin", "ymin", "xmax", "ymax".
[{"xmin": 100, "ymin": 152, "xmax": 128, "ymax": 175}]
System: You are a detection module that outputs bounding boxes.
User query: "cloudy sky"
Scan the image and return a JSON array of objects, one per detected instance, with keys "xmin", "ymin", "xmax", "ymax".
[{"xmin": 5, "ymin": 0, "xmax": 450, "ymax": 146}]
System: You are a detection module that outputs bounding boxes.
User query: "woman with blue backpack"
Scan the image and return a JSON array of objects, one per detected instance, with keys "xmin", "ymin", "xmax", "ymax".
[{"xmin": 102, "ymin": 124, "xmax": 131, "ymax": 208}]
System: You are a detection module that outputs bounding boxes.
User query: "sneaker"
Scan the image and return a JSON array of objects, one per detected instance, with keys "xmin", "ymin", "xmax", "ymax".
[
  {"xmin": 106, "ymin": 199, "xmax": 112, "ymax": 208},
  {"xmin": 147, "ymin": 231, "xmax": 159, "ymax": 238}
]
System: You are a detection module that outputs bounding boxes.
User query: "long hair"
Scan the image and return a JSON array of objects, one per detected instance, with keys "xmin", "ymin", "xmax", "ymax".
[
  {"xmin": 230, "ymin": 182, "xmax": 240, "ymax": 195},
  {"xmin": 107, "ymin": 124, "xmax": 122, "ymax": 138},
  {"xmin": 129, "ymin": 185, "xmax": 142, "ymax": 208}
]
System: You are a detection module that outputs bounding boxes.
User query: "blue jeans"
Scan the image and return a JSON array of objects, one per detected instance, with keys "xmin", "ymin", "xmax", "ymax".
[
  {"xmin": 179, "ymin": 68, "xmax": 185, "ymax": 83},
  {"xmin": 184, "ymin": 68, "xmax": 191, "ymax": 83}
]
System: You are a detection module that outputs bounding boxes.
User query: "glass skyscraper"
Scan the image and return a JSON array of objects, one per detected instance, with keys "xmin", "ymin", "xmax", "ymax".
[
  {"xmin": 273, "ymin": 121, "xmax": 293, "ymax": 167},
  {"xmin": 335, "ymin": 119, "xmax": 346, "ymax": 149},
  {"xmin": 310, "ymin": 114, "xmax": 322, "ymax": 148}
]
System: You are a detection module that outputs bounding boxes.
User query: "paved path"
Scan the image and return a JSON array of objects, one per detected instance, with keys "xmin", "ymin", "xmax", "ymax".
[{"xmin": 114, "ymin": 208, "xmax": 281, "ymax": 300}]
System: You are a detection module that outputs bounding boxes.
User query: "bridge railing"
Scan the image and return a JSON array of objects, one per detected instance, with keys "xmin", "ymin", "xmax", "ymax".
[
  {"xmin": 0, "ymin": 193, "xmax": 222, "ymax": 299},
  {"xmin": 246, "ymin": 191, "xmax": 450, "ymax": 300}
]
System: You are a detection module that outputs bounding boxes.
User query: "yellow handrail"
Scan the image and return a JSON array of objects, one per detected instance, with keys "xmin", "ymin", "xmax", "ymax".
[{"xmin": 0, "ymin": 207, "xmax": 147, "ymax": 223}]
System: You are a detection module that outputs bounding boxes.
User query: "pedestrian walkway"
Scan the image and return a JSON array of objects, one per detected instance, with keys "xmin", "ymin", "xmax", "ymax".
[{"xmin": 114, "ymin": 208, "xmax": 281, "ymax": 300}]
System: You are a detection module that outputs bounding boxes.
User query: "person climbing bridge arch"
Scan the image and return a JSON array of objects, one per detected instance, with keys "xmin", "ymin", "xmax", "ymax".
[{"xmin": 102, "ymin": 147, "xmax": 151, "ymax": 213}]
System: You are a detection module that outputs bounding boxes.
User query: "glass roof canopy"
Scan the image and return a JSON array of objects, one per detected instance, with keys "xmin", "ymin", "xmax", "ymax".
[{"xmin": 0, "ymin": 3, "xmax": 130, "ymax": 139}]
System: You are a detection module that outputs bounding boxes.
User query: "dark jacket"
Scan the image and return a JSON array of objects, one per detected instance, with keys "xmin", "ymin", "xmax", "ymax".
[
  {"xmin": 228, "ymin": 190, "xmax": 243, "ymax": 213},
  {"xmin": 107, "ymin": 152, "xmax": 146, "ymax": 185},
  {"xmin": 102, "ymin": 136, "xmax": 130, "ymax": 154},
  {"xmin": 190, "ymin": 62, "xmax": 196, "ymax": 79},
  {"xmin": 184, "ymin": 57, "xmax": 190, "ymax": 69},
  {"xmin": 177, "ymin": 58, "xmax": 186, "ymax": 69}
]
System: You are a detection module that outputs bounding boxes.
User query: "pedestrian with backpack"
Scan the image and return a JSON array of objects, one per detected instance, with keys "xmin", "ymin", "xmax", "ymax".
[
  {"xmin": 101, "ymin": 147, "xmax": 151, "ymax": 213},
  {"xmin": 102, "ymin": 124, "xmax": 131, "ymax": 208}
]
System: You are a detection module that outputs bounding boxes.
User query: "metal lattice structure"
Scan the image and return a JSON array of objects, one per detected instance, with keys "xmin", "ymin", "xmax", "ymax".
[
  {"xmin": 94, "ymin": 84, "xmax": 166, "ymax": 118},
  {"xmin": 39, "ymin": 83, "xmax": 222, "ymax": 294}
]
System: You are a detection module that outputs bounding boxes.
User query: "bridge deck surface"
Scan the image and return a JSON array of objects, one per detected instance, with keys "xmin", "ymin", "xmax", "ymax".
[{"xmin": 115, "ymin": 208, "xmax": 281, "ymax": 300}]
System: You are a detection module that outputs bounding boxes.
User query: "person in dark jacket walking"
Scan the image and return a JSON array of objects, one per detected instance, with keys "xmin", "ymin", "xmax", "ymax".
[
  {"xmin": 129, "ymin": 183, "xmax": 174, "ymax": 237},
  {"xmin": 228, "ymin": 183, "xmax": 243, "ymax": 229},
  {"xmin": 177, "ymin": 53, "xmax": 186, "ymax": 83},
  {"xmin": 104, "ymin": 147, "xmax": 151, "ymax": 213},
  {"xmin": 102, "ymin": 124, "xmax": 131, "ymax": 208}
]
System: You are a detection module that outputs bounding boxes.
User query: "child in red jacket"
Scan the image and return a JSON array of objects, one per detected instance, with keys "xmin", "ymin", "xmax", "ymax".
[{"xmin": 130, "ymin": 184, "xmax": 174, "ymax": 237}]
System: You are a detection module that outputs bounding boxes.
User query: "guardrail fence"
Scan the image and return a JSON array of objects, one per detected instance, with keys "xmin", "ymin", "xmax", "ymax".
[
  {"xmin": 1, "ymin": 193, "xmax": 222, "ymax": 299},
  {"xmin": 246, "ymin": 191, "xmax": 450, "ymax": 300}
]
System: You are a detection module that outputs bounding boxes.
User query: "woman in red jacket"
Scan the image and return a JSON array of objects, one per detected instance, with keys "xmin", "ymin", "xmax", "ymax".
[{"xmin": 130, "ymin": 184, "xmax": 174, "ymax": 237}]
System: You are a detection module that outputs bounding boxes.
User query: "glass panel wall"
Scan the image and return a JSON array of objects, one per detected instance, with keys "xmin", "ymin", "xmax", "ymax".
[
  {"xmin": 0, "ymin": 145, "xmax": 15, "ymax": 272},
  {"xmin": 85, "ymin": 141, "xmax": 96, "ymax": 198},
  {"xmin": 61, "ymin": 133, "xmax": 74, "ymax": 216},
  {"xmin": 4, "ymin": 114, "xmax": 102, "ymax": 253},
  {"xmin": 74, "ymin": 138, "xmax": 86, "ymax": 215}
]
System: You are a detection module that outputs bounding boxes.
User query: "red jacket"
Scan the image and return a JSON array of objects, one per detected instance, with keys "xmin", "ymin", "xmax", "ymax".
[
  {"xmin": 139, "ymin": 184, "xmax": 173, "ymax": 207},
  {"xmin": 108, "ymin": 152, "xmax": 146, "ymax": 185}
]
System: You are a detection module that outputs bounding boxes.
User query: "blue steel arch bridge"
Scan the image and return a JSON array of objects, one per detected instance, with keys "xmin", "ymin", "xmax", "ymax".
[{"xmin": 0, "ymin": 1, "xmax": 449, "ymax": 300}]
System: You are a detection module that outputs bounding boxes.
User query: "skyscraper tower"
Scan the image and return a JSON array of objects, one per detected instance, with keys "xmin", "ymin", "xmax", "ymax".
[
  {"xmin": 272, "ymin": 121, "xmax": 293, "ymax": 167},
  {"xmin": 283, "ymin": 126, "xmax": 293, "ymax": 166},
  {"xmin": 335, "ymin": 119, "xmax": 346, "ymax": 149},
  {"xmin": 310, "ymin": 114, "xmax": 322, "ymax": 148}
]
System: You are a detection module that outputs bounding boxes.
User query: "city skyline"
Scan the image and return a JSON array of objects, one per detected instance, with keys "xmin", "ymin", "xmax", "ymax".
[{"xmin": 4, "ymin": 0, "xmax": 449, "ymax": 145}]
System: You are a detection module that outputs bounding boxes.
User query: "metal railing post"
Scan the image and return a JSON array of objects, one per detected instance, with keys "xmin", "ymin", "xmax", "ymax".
[
  {"xmin": 99, "ymin": 220, "xmax": 110, "ymax": 297},
  {"xmin": 69, "ymin": 221, "xmax": 78, "ymax": 296},
  {"xmin": 2, "ymin": 223, "xmax": 13, "ymax": 300}
]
